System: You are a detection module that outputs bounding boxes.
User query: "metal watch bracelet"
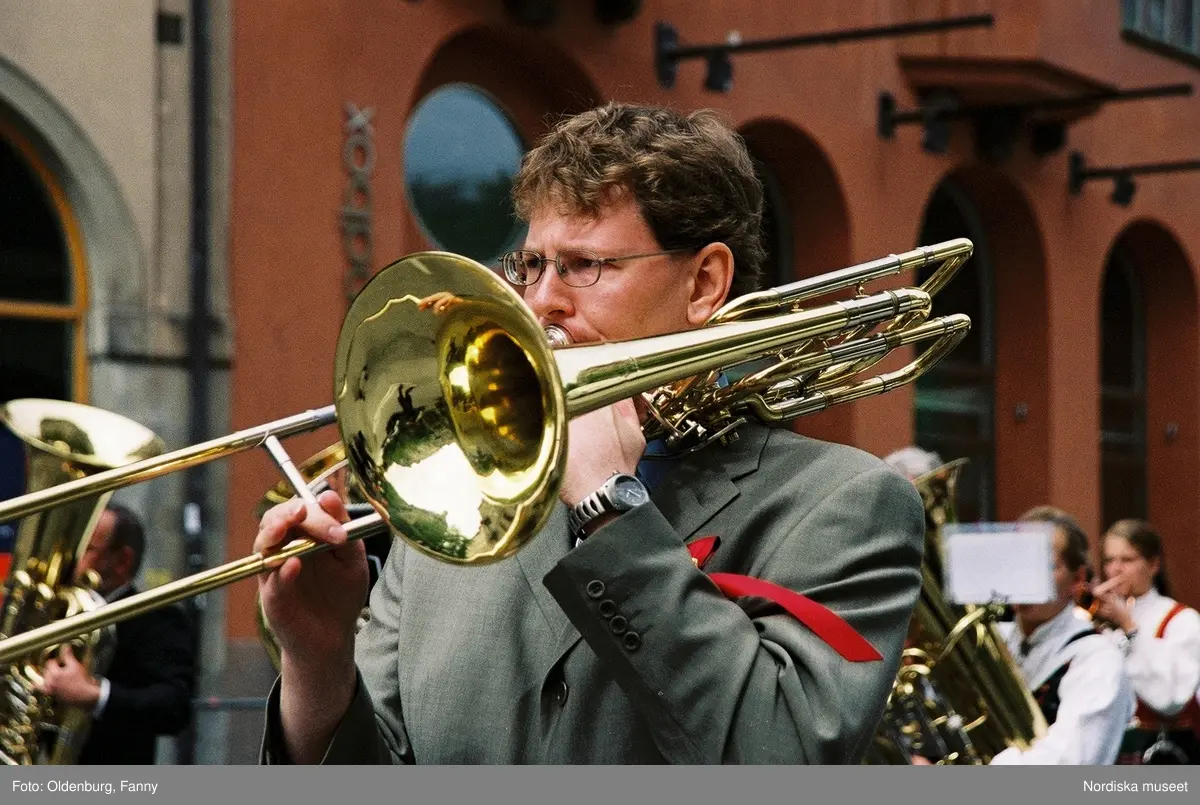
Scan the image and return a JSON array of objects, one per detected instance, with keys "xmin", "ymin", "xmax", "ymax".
[{"xmin": 568, "ymin": 486, "xmax": 613, "ymax": 537}]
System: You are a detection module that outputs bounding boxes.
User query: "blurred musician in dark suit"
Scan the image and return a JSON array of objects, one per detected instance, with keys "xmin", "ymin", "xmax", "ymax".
[{"xmin": 39, "ymin": 503, "xmax": 196, "ymax": 764}]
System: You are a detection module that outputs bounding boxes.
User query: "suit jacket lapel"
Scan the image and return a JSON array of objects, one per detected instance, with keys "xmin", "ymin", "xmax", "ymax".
[
  {"xmin": 651, "ymin": 424, "xmax": 769, "ymax": 541},
  {"xmin": 515, "ymin": 502, "xmax": 578, "ymax": 651}
]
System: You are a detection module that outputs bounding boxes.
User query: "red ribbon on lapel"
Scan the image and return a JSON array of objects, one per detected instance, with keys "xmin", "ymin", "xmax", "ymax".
[{"xmin": 687, "ymin": 538, "xmax": 882, "ymax": 663}]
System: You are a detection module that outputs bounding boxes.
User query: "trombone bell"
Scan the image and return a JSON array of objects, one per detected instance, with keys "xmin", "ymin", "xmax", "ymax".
[{"xmin": 333, "ymin": 252, "xmax": 567, "ymax": 565}]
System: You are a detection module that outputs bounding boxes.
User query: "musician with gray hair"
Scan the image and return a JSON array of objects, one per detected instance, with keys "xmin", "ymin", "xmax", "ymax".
[
  {"xmin": 254, "ymin": 102, "xmax": 926, "ymax": 764},
  {"xmin": 884, "ymin": 446, "xmax": 944, "ymax": 481}
]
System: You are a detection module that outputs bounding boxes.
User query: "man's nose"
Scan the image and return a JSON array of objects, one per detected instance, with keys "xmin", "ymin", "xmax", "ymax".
[{"xmin": 522, "ymin": 265, "xmax": 575, "ymax": 320}]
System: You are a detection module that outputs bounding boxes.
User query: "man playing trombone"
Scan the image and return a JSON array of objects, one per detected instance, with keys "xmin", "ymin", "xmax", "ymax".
[{"xmin": 254, "ymin": 102, "xmax": 927, "ymax": 764}]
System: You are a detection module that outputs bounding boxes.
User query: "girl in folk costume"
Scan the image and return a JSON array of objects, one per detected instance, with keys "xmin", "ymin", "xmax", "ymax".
[{"xmin": 1092, "ymin": 519, "xmax": 1200, "ymax": 764}]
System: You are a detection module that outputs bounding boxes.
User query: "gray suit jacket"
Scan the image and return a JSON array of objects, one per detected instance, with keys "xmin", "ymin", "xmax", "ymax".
[{"xmin": 261, "ymin": 424, "xmax": 924, "ymax": 764}]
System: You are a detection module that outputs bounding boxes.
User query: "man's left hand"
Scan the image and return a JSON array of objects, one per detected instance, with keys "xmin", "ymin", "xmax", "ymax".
[
  {"xmin": 38, "ymin": 645, "xmax": 102, "ymax": 709},
  {"xmin": 560, "ymin": 398, "xmax": 645, "ymax": 507}
]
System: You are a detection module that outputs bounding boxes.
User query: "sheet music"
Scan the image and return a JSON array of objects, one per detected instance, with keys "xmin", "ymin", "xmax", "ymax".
[{"xmin": 943, "ymin": 522, "xmax": 1056, "ymax": 605}]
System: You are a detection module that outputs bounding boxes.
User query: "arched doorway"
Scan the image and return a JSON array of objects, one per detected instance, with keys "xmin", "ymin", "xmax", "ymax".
[
  {"xmin": 740, "ymin": 118, "xmax": 850, "ymax": 287},
  {"xmin": 1101, "ymin": 221, "xmax": 1199, "ymax": 602},
  {"xmin": 739, "ymin": 118, "xmax": 851, "ymax": 444},
  {"xmin": 915, "ymin": 167, "xmax": 1049, "ymax": 525},
  {"xmin": 0, "ymin": 123, "xmax": 86, "ymax": 405},
  {"xmin": 0, "ymin": 118, "xmax": 88, "ymax": 556},
  {"xmin": 915, "ymin": 179, "xmax": 995, "ymax": 523}
]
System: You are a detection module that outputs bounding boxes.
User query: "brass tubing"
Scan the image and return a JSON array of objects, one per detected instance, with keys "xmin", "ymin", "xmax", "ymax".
[
  {"xmin": 0, "ymin": 407, "xmax": 337, "ymax": 524},
  {"xmin": 0, "ymin": 514, "xmax": 386, "ymax": 664}
]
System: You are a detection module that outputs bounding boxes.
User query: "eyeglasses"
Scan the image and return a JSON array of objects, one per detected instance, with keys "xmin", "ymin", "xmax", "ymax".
[{"xmin": 499, "ymin": 248, "xmax": 693, "ymax": 288}]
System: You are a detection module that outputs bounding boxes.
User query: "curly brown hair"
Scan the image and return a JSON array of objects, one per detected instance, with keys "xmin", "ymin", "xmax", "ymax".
[{"xmin": 512, "ymin": 102, "xmax": 766, "ymax": 300}]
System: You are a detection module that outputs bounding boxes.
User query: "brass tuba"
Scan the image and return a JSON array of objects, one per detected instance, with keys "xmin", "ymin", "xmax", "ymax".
[
  {"xmin": 0, "ymin": 399, "xmax": 165, "ymax": 764},
  {"xmin": 865, "ymin": 459, "xmax": 1048, "ymax": 764}
]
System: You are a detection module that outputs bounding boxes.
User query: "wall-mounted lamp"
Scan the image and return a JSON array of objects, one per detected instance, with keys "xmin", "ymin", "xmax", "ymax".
[
  {"xmin": 595, "ymin": 0, "xmax": 641, "ymax": 26},
  {"xmin": 503, "ymin": 0, "xmax": 641, "ymax": 27},
  {"xmin": 656, "ymin": 14, "xmax": 994, "ymax": 93},
  {"xmin": 503, "ymin": 0, "xmax": 559, "ymax": 27},
  {"xmin": 1069, "ymin": 151, "xmax": 1200, "ymax": 207},
  {"xmin": 879, "ymin": 83, "xmax": 1192, "ymax": 161}
]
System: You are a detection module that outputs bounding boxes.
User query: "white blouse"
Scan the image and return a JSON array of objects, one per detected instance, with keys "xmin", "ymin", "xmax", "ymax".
[{"xmin": 1109, "ymin": 588, "xmax": 1200, "ymax": 719}]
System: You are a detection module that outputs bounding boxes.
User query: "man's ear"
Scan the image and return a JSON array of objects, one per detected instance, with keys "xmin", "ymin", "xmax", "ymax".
[
  {"xmin": 686, "ymin": 242, "xmax": 735, "ymax": 326},
  {"xmin": 116, "ymin": 546, "xmax": 136, "ymax": 579}
]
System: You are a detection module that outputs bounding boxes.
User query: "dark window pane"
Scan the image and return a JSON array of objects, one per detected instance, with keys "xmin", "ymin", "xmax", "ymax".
[
  {"xmin": 917, "ymin": 186, "xmax": 988, "ymax": 368},
  {"xmin": 1101, "ymin": 393, "xmax": 1142, "ymax": 437},
  {"xmin": 0, "ymin": 319, "xmax": 71, "ymax": 526},
  {"xmin": 0, "ymin": 136, "xmax": 70, "ymax": 303},
  {"xmin": 1144, "ymin": 0, "xmax": 1167, "ymax": 37},
  {"xmin": 1100, "ymin": 249, "xmax": 1147, "ymax": 521},
  {"xmin": 403, "ymin": 85, "xmax": 526, "ymax": 265},
  {"xmin": 1124, "ymin": 0, "xmax": 1197, "ymax": 55},
  {"xmin": 1123, "ymin": 0, "xmax": 1139, "ymax": 28},
  {"xmin": 1101, "ymin": 260, "xmax": 1140, "ymax": 388},
  {"xmin": 915, "ymin": 181, "xmax": 994, "ymax": 521},
  {"xmin": 1102, "ymin": 446, "xmax": 1148, "ymax": 525},
  {"xmin": 1172, "ymin": 0, "xmax": 1195, "ymax": 49},
  {"xmin": 0, "ymin": 318, "xmax": 71, "ymax": 403}
]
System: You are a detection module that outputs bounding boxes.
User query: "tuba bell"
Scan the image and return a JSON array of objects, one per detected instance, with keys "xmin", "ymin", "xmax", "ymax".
[
  {"xmin": 865, "ymin": 458, "xmax": 1048, "ymax": 764},
  {"xmin": 0, "ymin": 399, "xmax": 165, "ymax": 765}
]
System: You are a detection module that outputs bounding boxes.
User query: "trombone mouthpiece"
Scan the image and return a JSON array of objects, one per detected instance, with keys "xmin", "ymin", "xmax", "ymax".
[{"xmin": 544, "ymin": 324, "xmax": 571, "ymax": 347}]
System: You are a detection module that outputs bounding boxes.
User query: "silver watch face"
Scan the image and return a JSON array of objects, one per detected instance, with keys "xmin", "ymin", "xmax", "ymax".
[{"xmin": 611, "ymin": 475, "xmax": 649, "ymax": 508}]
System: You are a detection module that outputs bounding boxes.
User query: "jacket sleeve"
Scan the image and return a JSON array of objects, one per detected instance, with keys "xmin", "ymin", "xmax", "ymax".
[
  {"xmin": 259, "ymin": 539, "xmax": 414, "ymax": 765},
  {"xmin": 543, "ymin": 464, "xmax": 924, "ymax": 764},
  {"xmin": 98, "ymin": 603, "xmax": 196, "ymax": 735}
]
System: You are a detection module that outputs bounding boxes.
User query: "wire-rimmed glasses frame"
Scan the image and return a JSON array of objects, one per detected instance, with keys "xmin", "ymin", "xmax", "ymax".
[{"xmin": 499, "ymin": 247, "xmax": 694, "ymax": 288}]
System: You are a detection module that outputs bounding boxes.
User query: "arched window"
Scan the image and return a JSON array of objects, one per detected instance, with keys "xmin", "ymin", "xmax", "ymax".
[
  {"xmin": 914, "ymin": 180, "xmax": 995, "ymax": 523},
  {"xmin": 403, "ymin": 84, "xmax": 527, "ymax": 265},
  {"xmin": 0, "ymin": 126, "xmax": 85, "ymax": 406},
  {"xmin": 0, "ymin": 123, "xmax": 87, "ymax": 530},
  {"xmin": 1100, "ymin": 246, "xmax": 1148, "ymax": 525}
]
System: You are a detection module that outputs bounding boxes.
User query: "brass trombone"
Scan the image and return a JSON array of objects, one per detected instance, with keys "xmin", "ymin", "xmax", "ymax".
[{"xmin": 0, "ymin": 240, "xmax": 973, "ymax": 664}]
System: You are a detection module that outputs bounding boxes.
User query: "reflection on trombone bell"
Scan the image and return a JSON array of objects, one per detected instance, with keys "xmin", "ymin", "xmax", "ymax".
[
  {"xmin": 0, "ymin": 240, "xmax": 972, "ymax": 674},
  {"xmin": 416, "ymin": 291, "xmax": 465, "ymax": 315}
]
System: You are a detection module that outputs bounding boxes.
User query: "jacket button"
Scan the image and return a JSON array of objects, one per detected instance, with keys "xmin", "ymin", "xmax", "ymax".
[
  {"xmin": 623, "ymin": 632, "xmax": 641, "ymax": 652},
  {"xmin": 609, "ymin": 615, "xmax": 627, "ymax": 635},
  {"xmin": 550, "ymin": 678, "xmax": 569, "ymax": 706},
  {"xmin": 598, "ymin": 599, "xmax": 617, "ymax": 619},
  {"xmin": 586, "ymin": 580, "xmax": 606, "ymax": 599}
]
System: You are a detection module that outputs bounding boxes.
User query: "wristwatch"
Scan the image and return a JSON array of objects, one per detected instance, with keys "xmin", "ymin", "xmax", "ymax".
[{"xmin": 568, "ymin": 473, "xmax": 650, "ymax": 538}]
